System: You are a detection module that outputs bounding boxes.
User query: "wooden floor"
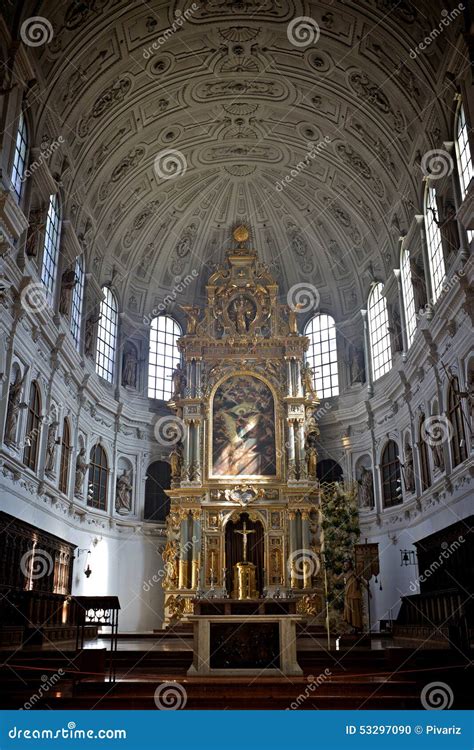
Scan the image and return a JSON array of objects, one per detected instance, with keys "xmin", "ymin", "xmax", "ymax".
[{"xmin": 0, "ymin": 629, "xmax": 472, "ymax": 710}]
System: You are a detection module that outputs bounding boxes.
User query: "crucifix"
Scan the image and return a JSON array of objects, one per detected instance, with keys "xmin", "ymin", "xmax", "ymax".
[{"xmin": 234, "ymin": 521, "xmax": 255, "ymax": 562}]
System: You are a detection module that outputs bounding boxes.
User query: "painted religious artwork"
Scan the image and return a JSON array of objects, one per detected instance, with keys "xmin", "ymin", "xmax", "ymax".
[{"xmin": 212, "ymin": 375, "xmax": 276, "ymax": 476}]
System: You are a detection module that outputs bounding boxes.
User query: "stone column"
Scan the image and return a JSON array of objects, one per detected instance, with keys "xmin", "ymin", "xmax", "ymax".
[
  {"xmin": 287, "ymin": 420, "xmax": 296, "ymax": 479},
  {"xmin": 191, "ymin": 510, "xmax": 202, "ymax": 589},
  {"xmin": 415, "ymin": 215, "xmax": 434, "ymax": 317},
  {"xmin": 179, "ymin": 511, "xmax": 190, "ymax": 589},
  {"xmin": 301, "ymin": 509, "xmax": 312, "ymax": 589},
  {"xmin": 195, "ymin": 359, "xmax": 202, "ymax": 396},
  {"xmin": 296, "ymin": 421, "xmax": 306, "ymax": 480},
  {"xmin": 295, "ymin": 359, "xmax": 303, "ymax": 397},
  {"xmin": 193, "ymin": 420, "xmax": 201, "ymax": 482},
  {"xmin": 360, "ymin": 309, "xmax": 373, "ymax": 397},
  {"xmin": 286, "ymin": 359, "xmax": 293, "ymax": 397},
  {"xmin": 183, "ymin": 421, "xmax": 191, "ymax": 481},
  {"xmin": 288, "ymin": 511, "xmax": 298, "ymax": 588}
]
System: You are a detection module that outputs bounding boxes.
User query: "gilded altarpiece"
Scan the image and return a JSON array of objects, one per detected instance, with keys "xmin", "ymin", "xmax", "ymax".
[{"xmin": 162, "ymin": 227, "xmax": 323, "ymax": 624}]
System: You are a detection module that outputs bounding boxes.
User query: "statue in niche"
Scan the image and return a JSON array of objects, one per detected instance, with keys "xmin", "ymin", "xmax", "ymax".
[
  {"xmin": 25, "ymin": 209, "xmax": 45, "ymax": 257},
  {"xmin": 410, "ymin": 258, "xmax": 427, "ymax": 312},
  {"xmin": 171, "ymin": 362, "xmax": 186, "ymax": 400},
  {"xmin": 388, "ymin": 305, "xmax": 403, "ymax": 353},
  {"xmin": 74, "ymin": 446, "xmax": 89, "ymax": 495},
  {"xmin": 231, "ymin": 295, "xmax": 254, "ymax": 334},
  {"xmin": 44, "ymin": 420, "xmax": 60, "ymax": 475},
  {"xmin": 349, "ymin": 345, "xmax": 365, "ymax": 384},
  {"xmin": 162, "ymin": 540, "xmax": 179, "ymax": 588},
  {"xmin": 429, "ymin": 203, "xmax": 459, "ymax": 262},
  {"xmin": 301, "ymin": 361, "xmax": 317, "ymax": 398},
  {"xmin": 357, "ymin": 466, "xmax": 374, "ymax": 509},
  {"xmin": 287, "ymin": 303, "xmax": 304, "ymax": 335},
  {"xmin": 404, "ymin": 443, "xmax": 415, "ymax": 492},
  {"xmin": 179, "ymin": 305, "xmax": 200, "ymax": 335},
  {"xmin": 58, "ymin": 267, "xmax": 77, "ymax": 315},
  {"xmin": 169, "ymin": 442, "xmax": 183, "ymax": 481},
  {"xmin": 115, "ymin": 469, "xmax": 132, "ymax": 514},
  {"xmin": 306, "ymin": 443, "xmax": 318, "ymax": 479},
  {"xmin": 84, "ymin": 313, "xmax": 101, "ymax": 357},
  {"xmin": 122, "ymin": 343, "xmax": 138, "ymax": 388},
  {"xmin": 431, "ymin": 433, "xmax": 445, "ymax": 473},
  {"xmin": 4, "ymin": 369, "xmax": 26, "ymax": 445}
]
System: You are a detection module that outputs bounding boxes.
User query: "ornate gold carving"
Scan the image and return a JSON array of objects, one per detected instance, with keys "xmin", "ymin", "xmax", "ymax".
[{"xmin": 296, "ymin": 594, "xmax": 322, "ymax": 617}]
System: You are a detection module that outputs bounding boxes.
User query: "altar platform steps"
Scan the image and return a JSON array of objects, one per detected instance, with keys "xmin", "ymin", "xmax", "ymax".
[{"xmin": 0, "ymin": 669, "xmax": 471, "ymax": 710}]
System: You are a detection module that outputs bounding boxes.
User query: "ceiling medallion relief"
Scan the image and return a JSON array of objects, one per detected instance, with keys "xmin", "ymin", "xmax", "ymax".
[{"xmin": 174, "ymin": 0, "xmax": 297, "ymax": 22}]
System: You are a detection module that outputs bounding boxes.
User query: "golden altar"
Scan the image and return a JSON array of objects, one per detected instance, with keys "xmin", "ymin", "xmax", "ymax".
[{"xmin": 162, "ymin": 226, "xmax": 323, "ymax": 625}]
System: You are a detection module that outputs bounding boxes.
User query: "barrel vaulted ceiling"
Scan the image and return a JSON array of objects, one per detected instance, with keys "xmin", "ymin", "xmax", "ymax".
[{"xmin": 14, "ymin": 0, "xmax": 466, "ymax": 319}]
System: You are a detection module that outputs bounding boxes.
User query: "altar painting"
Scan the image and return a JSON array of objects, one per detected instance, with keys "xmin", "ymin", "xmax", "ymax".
[{"xmin": 212, "ymin": 375, "xmax": 276, "ymax": 476}]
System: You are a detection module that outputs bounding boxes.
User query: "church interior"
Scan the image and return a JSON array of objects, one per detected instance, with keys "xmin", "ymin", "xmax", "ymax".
[{"xmin": 0, "ymin": 0, "xmax": 473, "ymax": 711}]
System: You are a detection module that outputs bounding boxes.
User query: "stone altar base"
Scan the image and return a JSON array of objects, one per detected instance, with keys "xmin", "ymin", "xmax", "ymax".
[{"xmin": 187, "ymin": 615, "xmax": 303, "ymax": 676}]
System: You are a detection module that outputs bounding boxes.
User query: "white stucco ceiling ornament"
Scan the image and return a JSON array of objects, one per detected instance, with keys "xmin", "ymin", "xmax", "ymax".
[{"xmin": 25, "ymin": 0, "xmax": 461, "ymax": 319}]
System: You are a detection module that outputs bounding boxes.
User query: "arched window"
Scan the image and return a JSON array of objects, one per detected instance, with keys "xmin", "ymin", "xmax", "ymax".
[
  {"xmin": 23, "ymin": 381, "xmax": 41, "ymax": 472},
  {"xmin": 58, "ymin": 419, "xmax": 71, "ymax": 494},
  {"xmin": 447, "ymin": 377, "xmax": 468, "ymax": 467},
  {"xmin": 304, "ymin": 314, "xmax": 339, "ymax": 398},
  {"xmin": 40, "ymin": 194, "xmax": 62, "ymax": 304},
  {"xmin": 455, "ymin": 101, "xmax": 473, "ymax": 244},
  {"xmin": 316, "ymin": 459, "xmax": 343, "ymax": 484},
  {"xmin": 11, "ymin": 110, "xmax": 28, "ymax": 202},
  {"xmin": 144, "ymin": 461, "xmax": 171, "ymax": 521},
  {"xmin": 424, "ymin": 185, "xmax": 445, "ymax": 303},
  {"xmin": 381, "ymin": 440, "xmax": 402, "ymax": 508},
  {"xmin": 148, "ymin": 316, "xmax": 182, "ymax": 400},
  {"xmin": 418, "ymin": 414, "xmax": 431, "ymax": 492},
  {"xmin": 368, "ymin": 283, "xmax": 392, "ymax": 381},
  {"xmin": 70, "ymin": 256, "xmax": 84, "ymax": 349},
  {"xmin": 87, "ymin": 444, "xmax": 108, "ymax": 510},
  {"xmin": 455, "ymin": 102, "xmax": 473, "ymax": 201},
  {"xmin": 401, "ymin": 248, "xmax": 416, "ymax": 348},
  {"xmin": 95, "ymin": 287, "xmax": 118, "ymax": 383}
]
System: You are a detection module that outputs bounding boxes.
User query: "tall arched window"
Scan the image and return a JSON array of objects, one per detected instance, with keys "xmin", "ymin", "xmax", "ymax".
[
  {"xmin": 144, "ymin": 460, "xmax": 171, "ymax": 521},
  {"xmin": 401, "ymin": 248, "xmax": 416, "ymax": 348},
  {"xmin": 424, "ymin": 185, "xmax": 446, "ymax": 303},
  {"xmin": 368, "ymin": 283, "xmax": 392, "ymax": 381},
  {"xmin": 418, "ymin": 414, "xmax": 431, "ymax": 492},
  {"xmin": 455, "ymin": 101, "xmax": 473, "ymax": 244},
  {"xmin": 58, "ymin": 419, "xmax": 71, "ymax": 494},
  {"xmin": 11, "ymin": 110, "xmax": 28, "ymax": 202},
  {"xmin": 40, "ymin": 194, "xmax": 61, "ymax": 304},
  {"xmin": 148, "ymin": 316, "xmax": 182, "ymax": 400},
  {"xmin": 447, "ymin": 377, "xmax": 468, "ymax": 467},
  {"xmin": 304, "ymin": 314, "xmax": 339, "ymax": 398},
  {"xmin": 95, "ymin": 287, "xmax": 118, "ymax": 383},
  {"xmin": 23, "ymin": 381, "xmax": 41, "ymax": 472},
  {"xmin": 87, "ymin": 444, "xmax": 108, "ymax": 510},
  {"xmin": 70, "ymin": 256, "xmax": 84, "ymax": 349},
  {"xmin": 381, "ymin": 440, "xmax": 402, "ymax": 508}
]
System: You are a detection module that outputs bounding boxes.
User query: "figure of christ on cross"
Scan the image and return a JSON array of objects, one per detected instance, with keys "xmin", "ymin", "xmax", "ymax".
[{"xmin": 234, "ymin": 521, "xmax": 255, "ymax": 563}]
